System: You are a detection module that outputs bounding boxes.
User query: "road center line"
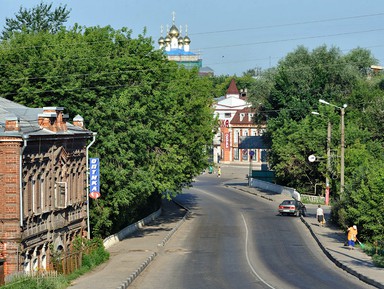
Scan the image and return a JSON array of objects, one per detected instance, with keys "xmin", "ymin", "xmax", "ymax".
[{"xmin": 241, "ymin": 213, "xmax": 277, "ymax": 289}]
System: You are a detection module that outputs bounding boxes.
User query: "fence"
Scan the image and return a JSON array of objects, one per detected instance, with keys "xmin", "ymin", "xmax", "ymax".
[
  {"xmin": 301, "ymin": 194, "xmax": 325, "ymax": 204},
  {"xmin": 59, "ymin": 251, "xmax": 82, "ymax": 275},
  {"xmin": 5, "ymin": 270, "xmax": 58, "ymax": 284}
]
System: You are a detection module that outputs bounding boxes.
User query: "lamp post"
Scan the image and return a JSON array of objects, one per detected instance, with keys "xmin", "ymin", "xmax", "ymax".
[
  {"xmin": 319, "ymin": 99, "xmax": 347, "ymax": 197},
  {"xmin": 311, "ymin": 111, "xmax": 331, "ymax": 205}
]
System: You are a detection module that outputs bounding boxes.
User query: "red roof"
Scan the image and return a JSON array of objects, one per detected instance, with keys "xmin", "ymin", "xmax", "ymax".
[
  {"xmin": 230, "ymin": 107, "xmax": 255, "ymax": 125},
  {"xmin": 226, "ymin": 79, "xmax": 239, "ymax": 95}
]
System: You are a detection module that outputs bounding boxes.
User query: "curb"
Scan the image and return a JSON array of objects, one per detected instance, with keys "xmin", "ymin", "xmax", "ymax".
[
  {"xmin": 115, "ymin": 200, "xmax": 189, "ymax": 288},
  {"xmin": 300, "ymin": 217, "xmax": 384, "ymax": 289},
  {"xmin": 158, "ymin": 203, "xmax": 191, "ymax": 247},
  {"xmin": 232, "ymin": 185, "xmax": 384, "ymax": 289},
  {"xmin": 116, "ymin": 252, "xmax": 157, "ymax": 289}
]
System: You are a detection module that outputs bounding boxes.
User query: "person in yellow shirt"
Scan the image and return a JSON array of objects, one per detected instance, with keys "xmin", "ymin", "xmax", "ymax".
[{"xmin": 347, "ymin": 225, "xmax": 358, "ymax": 250}]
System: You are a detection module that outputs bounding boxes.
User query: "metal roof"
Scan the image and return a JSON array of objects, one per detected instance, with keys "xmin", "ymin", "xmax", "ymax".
[{"xmin": 0, "ymin": 97, "xmax": 92, "ymax": 138}]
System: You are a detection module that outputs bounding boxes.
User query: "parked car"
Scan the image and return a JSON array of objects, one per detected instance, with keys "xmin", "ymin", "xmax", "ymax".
[{"xmin": 278, "ymin": 199, "xmax": 307, "ymax": 217}]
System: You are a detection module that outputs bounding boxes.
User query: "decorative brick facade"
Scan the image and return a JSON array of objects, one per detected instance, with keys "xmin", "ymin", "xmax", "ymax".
[
  {"xmin": 0, "ymin": 98, "xmax": 95, "ymax": 281},
  {"xmin": 213, "ymin": 79, "xmax": 267, "ymax": 165}
]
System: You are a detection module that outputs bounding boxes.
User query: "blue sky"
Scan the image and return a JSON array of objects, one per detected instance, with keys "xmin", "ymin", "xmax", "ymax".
[{"xmin": 1, "ymin": 0, "xmax": 383, "ymax": 76}]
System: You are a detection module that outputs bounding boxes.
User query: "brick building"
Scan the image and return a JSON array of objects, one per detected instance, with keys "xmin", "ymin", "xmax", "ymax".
[
  {"xmin": 0, "ymin": 97, "xmax": 95, "ymax": 282},
  {"xmin": 213, "ymin": 79, "xmax": 267, "ymax": 165}
]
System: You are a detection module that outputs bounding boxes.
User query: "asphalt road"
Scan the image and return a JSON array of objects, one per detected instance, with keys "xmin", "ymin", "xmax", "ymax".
[{"xmin": 130, "ymin": 173, "xmax": 374, "ymax": 289}]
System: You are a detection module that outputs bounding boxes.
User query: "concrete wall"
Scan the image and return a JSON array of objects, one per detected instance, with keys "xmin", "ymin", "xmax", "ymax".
[
  {"xmin": 103, "ymin": 208, "xmax": 162, "ymax": 249},
  {"xmin": 249, "ymin": 178, "xmax": 301, "ymax": 201}
]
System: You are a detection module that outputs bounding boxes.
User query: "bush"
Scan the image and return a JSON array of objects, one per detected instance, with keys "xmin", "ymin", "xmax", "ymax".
[
  {"xmin": 66, "ymin": 237, "xmax": 109, "ymax": 283},
  {"xmin": 372, "ymin": 254, "xmax": 384, "ymax": 268}
]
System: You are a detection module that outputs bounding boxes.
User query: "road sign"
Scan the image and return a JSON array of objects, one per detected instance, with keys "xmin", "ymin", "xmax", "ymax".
[
  {"xmin": 89, "ymin": 191, "xmax": 101, "ymax": 199},
  {"xmin": 308, "ymin": 154, "xmax": 316, "ymax": 162}
]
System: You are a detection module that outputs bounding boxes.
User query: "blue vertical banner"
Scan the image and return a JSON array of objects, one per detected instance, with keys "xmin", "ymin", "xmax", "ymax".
[{"xmin": 89, "ymin": 158, "xmax": 101, "ymax": 199}]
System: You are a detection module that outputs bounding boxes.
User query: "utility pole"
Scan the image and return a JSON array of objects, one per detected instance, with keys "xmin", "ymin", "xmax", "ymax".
[
  {"xmin": 319, "ymin": 99, "xmax": 347, "ymax": 199},
  {"xmin": 325, "ymin": 121, "xmax": 331, "ymax": 205},
  {"xmin": 340, "ymin": 106, "xmax": 345, "ymax": 195}
]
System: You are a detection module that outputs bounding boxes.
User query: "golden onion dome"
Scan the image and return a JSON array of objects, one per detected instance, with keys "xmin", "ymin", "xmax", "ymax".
[
  {"xmin": 178, "ymin": 36, "xmax": 184, "ymax": 44},
  {"xmin": 164, "ymin": 35, "xmax": 171, "ymax": 43},
  {"xmin": 158, "ymin": 36, "xmax": 165, "ymax": 45},
  {"xmin": 183, "ymin": 35, "xmax": 191, "ymax": 44},
  {"xmin": 169, "ymin": 24, "xmax": 179, "ymax": 37}
]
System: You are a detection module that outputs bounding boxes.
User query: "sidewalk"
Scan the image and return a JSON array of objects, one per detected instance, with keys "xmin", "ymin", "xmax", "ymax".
[
  {"xmin": 68, "ymin": 199, "xmax": 188, "ymax": 289},
  {"xmin": 69, "ymin": 171, "xmax": 384, "ymax": 289}
]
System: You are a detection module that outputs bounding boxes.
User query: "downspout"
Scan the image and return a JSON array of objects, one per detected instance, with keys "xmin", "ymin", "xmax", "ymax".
[
  {"xmin": 86, "ymin": 132, "xmax": 97, "ymax": 239},
  {"xmin": 20, "ymin": 137, "xmax": 28, "ymax": 227}
]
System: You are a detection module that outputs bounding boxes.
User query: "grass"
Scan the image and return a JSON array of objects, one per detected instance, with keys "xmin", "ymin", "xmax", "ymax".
[
  {"xmin": 2, "ymin": 238, "xmax": 110, "ymax": 289},
  {"xmin": 1, "ymin": 275, "xmax": 68, "ymax": 289}
]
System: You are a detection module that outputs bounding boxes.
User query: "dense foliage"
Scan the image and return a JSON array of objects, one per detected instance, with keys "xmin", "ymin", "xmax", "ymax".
[
  {"xmin": 248, "ymin": 45, "xmax": 384, "ymax": 242},
  {"xmin": 0, "ymin": 24, "xmax": 216, "ymax": 237},
  {"xmin": 1, "ymin": 2, "xmax": 70, "ymax": 40}
]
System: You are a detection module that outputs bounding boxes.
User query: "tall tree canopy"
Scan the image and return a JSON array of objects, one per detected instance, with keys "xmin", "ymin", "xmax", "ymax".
[
  {"xmin": 1, "ymin": 2, "xmax": 70, "ymax": 40},
  {"xmin": 0, "ymin": 25, "xmax": 216, "ymax": 237},
  {"xmin": 249, "ymin": 45, "xmax": 384, "ymax": 241}
]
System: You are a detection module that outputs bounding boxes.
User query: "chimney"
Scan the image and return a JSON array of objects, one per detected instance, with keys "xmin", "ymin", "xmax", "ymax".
[
  {"xmin": 5, "ymin": 115, "xmax": 20, "ymax": 132},
  {"xmin": 38, "ymin": 107, "xmax": 67, "ymax": 132},
  {"xmin": 73, "ymin": 115, "xmax": 84, "ymax": 129}
]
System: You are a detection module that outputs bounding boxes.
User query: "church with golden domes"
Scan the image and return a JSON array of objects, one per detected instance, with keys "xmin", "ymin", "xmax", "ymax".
[{"xmin": 159, "ymin": 12, "xmax": 211, "ymax": 73}]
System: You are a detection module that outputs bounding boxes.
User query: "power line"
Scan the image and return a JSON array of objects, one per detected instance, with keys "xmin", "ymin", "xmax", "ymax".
[
  {"xmin": 1, "ymin": 26, "xmax": 383, "ymax": 71},
  {"xmin": 190, "ymin": 12, "xmax": 384, "ymax": 36},
  {"xmin": 0, "ymin": 56, "xmax": 378, "ymax": 98},
  {"xmin": 199, "ymin": 28, "xmax": 384, "ymax": 51}
]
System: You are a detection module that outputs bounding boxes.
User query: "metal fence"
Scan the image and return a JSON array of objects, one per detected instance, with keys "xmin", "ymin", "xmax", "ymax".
[{"xmin": 301, "ymin": 194, "xmax": 325, "ymax": 204}]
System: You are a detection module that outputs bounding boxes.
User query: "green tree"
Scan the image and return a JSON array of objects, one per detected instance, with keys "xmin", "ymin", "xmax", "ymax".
[
  {"xmin": 0, "ymin": 26, "xmax": 216, "ymax": 237},
  {"xmin": 253, "ymin": 45, "xmax": 378, "ymax": 189},
  {"xmin": 249, "ymin": 44, "xmax": 384, "ymax": 242},
  {"xmin": 1, "ymin": 2, "xmax": 70, "ymax": 40}
]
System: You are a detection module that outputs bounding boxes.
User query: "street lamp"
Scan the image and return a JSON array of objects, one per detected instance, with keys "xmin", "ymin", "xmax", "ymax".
[
  {"xmin": 311, "ymin": 111, "xmax": 332, "ymax": 205},
  {"xmin": 319, "ymin": 99, "xmax": 347, "ymax": 197}
]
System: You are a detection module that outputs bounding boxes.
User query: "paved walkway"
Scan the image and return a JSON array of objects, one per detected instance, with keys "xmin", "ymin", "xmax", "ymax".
[
  {"xmin": 68, "ymin": 165, "xmax": 384, "ymax": 289},
  {"xmin": 68, "ymin": 200, "xmax": 188, "ymax": 289}
]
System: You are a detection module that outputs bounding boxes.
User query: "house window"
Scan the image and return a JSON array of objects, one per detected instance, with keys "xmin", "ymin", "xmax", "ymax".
[
  {"xmin": 32, "ymin": 179, "xmax": 36, "ymax": 213},
  {"xmin": 234, "ymin": 148, "xmax": 239, "ymax": 160},
  {"xmin": 33, "ymin": 174, "xmax": 44, "ymax": 213},
  {"xmin": 224, "ymin": 113, "xmax": 231, "ymax": 118},
  {"xmin": 242, "ymin": 149, "xmax": 248, "ymax": 161},
  {"xmin": 55, "ymin": 182, "xmax": 67, "ymax": 208},
  {"xmin": 234, "ymin": 130, "xmax": 239, "ymax": 144}
]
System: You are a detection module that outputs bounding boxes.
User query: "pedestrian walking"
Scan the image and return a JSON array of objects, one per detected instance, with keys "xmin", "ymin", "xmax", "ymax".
[
  {"xmin": 347, "ymin": 225, "xmax": 358, "ymax": 250},
  {"xmin": 316, "ymin": 205, "xmax": 324, "ymax": 226},
  {"xmin": 217, "ymin": 166, "xmax": 221, "ymax": 177}
]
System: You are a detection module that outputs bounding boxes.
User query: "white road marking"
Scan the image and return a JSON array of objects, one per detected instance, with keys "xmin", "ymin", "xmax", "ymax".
[{"xmin": 241, "ymin": 213, "xmax": 277, "ymax": 289}]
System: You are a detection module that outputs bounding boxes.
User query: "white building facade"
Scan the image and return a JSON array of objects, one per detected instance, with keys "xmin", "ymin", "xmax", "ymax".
[{"xmin": 213, "ymin": 79, "xmax": 266, "ymax": 165}]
